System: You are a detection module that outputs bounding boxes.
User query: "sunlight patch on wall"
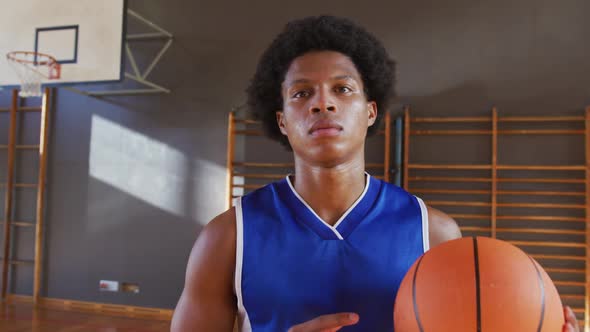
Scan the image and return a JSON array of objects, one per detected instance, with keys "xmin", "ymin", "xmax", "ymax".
[
  {"xmin": 191, "ymin": 159, "xmax": 229, "ymax": 226},
  {"xmin": 89, "ymin": 114, "xmax": 187, "ymax": 218}
]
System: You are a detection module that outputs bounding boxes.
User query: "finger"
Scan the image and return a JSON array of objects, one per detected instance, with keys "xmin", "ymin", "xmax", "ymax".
[
  {"xmin": 308, "ymin": 313, "xmax": 359, "ymax": 332},
  {"xmin": 288, "ymin": 313, "xmax": 359, "ymax": 332},
  {"xmin": 565, "ymin": 306, "xmax": 577, "ymax": 323},
  {"xmin": 562, "ymin": 322, "xmax": 575, "ymax": 332},
  {"xmin": 563, "ymin": 306, "xmax": 579, "ymax": 332}
]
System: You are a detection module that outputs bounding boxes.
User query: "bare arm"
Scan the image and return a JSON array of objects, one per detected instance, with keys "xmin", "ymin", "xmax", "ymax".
[
  {"xmin": 427, "ymin": 205, "xmax": 462, "ymax": 248},
  {"xmin": 171, "ymin": 208, "xmax": 237, "ymax": 332}
]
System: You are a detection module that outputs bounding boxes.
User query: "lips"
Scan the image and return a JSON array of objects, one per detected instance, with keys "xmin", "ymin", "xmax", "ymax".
[{"xmin": 309, "ymin": 120, "xmax": 343, "ymax": 137}]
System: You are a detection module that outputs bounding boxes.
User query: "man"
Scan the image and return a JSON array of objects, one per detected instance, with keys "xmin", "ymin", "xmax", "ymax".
[{"xmin": 172, "ymin": 16, "xmax": 579, "ymax": 331}]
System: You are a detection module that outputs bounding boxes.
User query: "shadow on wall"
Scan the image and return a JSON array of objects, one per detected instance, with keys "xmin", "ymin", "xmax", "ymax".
[{"xmin": 0, "ymin": 87, "xmax": 230, "ymax": 308}]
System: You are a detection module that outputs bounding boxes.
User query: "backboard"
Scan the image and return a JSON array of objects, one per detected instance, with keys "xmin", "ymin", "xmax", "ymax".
[{"xmin": 0, "ymin": 0, "xmax": 126, "ymax": 88}]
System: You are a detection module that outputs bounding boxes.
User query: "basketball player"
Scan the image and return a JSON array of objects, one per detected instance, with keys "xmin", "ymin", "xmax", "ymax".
[{"xmin": 171, "ymin": 16, "xmax": 579, "ymax": 332}]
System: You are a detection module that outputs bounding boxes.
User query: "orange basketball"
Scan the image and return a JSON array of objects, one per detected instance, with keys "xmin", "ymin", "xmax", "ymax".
[{"xmin": 394, "ymin": 236, "xmax": 564, "ymax": 332}]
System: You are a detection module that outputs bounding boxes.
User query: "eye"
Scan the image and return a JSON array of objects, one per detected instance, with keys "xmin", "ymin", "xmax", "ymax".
[
  {"xmin": 335, "ymin": 86, "xmax": 353, "ymax": 94},
  {"xmin": 292, "ymin": 90, "xmax": 310, "ymax": 98}
]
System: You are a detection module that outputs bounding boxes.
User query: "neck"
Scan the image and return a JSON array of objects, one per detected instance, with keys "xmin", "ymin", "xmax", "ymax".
[{"xmin": 291, "ymin": 154, "xmax": 366, "ymax": 226}]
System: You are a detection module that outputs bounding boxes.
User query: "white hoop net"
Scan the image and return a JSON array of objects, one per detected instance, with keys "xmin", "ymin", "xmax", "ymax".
[{"xmin": 6, "ymin": 51, "xmax": 60, "ymax": 98}]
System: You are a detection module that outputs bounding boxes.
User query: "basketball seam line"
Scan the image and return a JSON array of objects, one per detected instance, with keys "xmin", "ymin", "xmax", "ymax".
[
  {"xmin": 412, "ymin": 255, "xmax": 426, "ymax": 332},
  {"xmin": 473, "ymin": 237, "xmax": 482, "ymax": 332},
  {"xmin": 529, "ymin": 256, "xmax": 546, "ymax": 332}
]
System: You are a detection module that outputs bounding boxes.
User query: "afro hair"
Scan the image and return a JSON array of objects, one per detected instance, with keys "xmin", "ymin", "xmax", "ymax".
[{"xmin": 246, "ymin": 15, "xmax": 396, "ymax": 148}]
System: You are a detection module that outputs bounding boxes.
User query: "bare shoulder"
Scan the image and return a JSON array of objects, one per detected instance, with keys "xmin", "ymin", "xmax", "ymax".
[
  {"xmin": 427, "ymin": 205, "xmax": 462, "ymax": 248},
  {"xmin": 197, "ymin": 207, "xmax": 237, "ymax": 253},
  {"xmin": 185, "ymin": 206, "xmax": 237, "ymax": 291},
  {"xmin": 171, "ymin": 208, "xmax": 237, "ymax": 331},
  {"xmin": 185, "ymin": 207, "xmax": 237, "ymax": 275}
]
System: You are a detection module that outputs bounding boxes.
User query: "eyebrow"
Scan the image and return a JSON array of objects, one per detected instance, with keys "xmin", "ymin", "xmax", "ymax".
[
  {"xmin": 286, "ymin": 75, "xmax": 357, "ymax": 87},
  {"xmin": 332, "ymin": 75, "xmax": 355, "ymax": 81}
]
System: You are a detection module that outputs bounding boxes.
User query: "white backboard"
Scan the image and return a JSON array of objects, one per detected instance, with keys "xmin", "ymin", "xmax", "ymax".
[{"xmin": 1, "ymin": 0, "xmax": 126, "ymax": 87}]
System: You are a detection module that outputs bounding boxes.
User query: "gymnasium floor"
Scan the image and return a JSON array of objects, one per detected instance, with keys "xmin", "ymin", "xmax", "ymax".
[{"xmin": 0, "ymin": 300, "xmax": 171, "ymax": 332}]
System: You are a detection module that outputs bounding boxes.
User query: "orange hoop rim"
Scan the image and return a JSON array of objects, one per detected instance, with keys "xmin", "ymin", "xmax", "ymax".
[{"xmin": 6, "ymin": 51, "xmax": 59, "ymax": 66}]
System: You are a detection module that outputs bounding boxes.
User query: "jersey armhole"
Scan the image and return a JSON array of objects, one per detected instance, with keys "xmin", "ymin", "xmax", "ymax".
[
  {"xmin": 414, "ymin": 196, "xmax": 430, "ymax": 253},
  {"xmin": 234, "ymin": 197, "xmax": 252, "ymax": 331}
]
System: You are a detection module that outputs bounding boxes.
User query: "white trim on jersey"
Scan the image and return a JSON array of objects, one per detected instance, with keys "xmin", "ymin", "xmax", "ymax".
[
  {"xmin": 415, "ymin": 196, "xmax": 430, "ymax": 253},
  {"xmin": 285, "ymin": 173, "xmax": 371, "ymax": 240},
  {"xmin": 234, "ymin": 198, "xmax": 252, "ymax": 332},
  {"xmin": 333, "ymin": 173, "xmax": 371, "ymax": 230}
]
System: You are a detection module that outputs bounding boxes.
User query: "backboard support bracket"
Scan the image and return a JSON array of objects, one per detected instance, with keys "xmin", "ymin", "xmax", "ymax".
[{"xmin": 65, "ymin": 9, "xmax": 173, "ymax": 97}]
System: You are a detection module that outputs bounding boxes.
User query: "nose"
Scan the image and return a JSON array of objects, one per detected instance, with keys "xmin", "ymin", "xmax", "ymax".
[{"xmin": 310, "ymin": 87, "xmax": 336, "ymax": 113}]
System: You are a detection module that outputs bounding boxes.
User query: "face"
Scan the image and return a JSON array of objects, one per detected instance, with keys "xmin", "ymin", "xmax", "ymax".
[{"xmin": 277, "ymin": 51, "xmax": 377, "ymax": 166}]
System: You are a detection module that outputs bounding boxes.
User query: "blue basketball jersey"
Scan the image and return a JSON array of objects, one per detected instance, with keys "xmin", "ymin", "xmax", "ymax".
[{"xmin": 234, "ymin": 173, "xmax": 429, "ymax": 331}]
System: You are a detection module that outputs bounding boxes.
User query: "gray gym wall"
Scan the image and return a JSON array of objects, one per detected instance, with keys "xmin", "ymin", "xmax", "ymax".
[{"xmin": 0, "ymin": 0, "xmax": 589, "ymax": 309}]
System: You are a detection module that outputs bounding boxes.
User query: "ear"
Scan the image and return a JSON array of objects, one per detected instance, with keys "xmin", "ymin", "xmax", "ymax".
[
  {"xmin": 367, "ymin": 101, "xmax": 377, "ymax": 127},
  {"xmin": 276, "ymin": 111, "xmax": 288, "ymax": 136}
]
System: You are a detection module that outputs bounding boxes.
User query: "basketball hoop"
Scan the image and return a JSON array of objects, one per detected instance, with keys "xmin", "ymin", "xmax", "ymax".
[{"xmin": 6, "ymin": 51, "xmax": 61, "ymax": 97}]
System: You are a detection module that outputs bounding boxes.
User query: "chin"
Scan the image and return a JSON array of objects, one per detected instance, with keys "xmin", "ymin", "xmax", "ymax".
[{"xmin": 297, "ymin": 142, "xmax": 350, "ymax": 166}]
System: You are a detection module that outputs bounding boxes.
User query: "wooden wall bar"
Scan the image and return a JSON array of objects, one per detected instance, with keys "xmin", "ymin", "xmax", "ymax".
[
  {"xmin": 491, "ymin": 108, "xmax": 498, "ymax": 239},
  {"xmin": 406, "ymin": 106, "xmax": 589, "ymax": 327},
  {"xmin": 384, "ymin": 111, "xmax": 391, "ymax": 182},
  {"xmin": 33, "ymin": 88, "xmax": 52, "ymax": 302},
  {"xmin": 1, "ymin": 89, "xmax": 53, "ymax": 304},
  {"xmin": 585, "ymin": 106, "xmax": 590, "ymax": 331},
  {"xmin": 226, "ymin": 112, "xmax": 235, "ymax": 209},
  {"xmin": 1, "ymin": 90, "xmax": 18, "ymax": 299},
  {"xmin": 403, "ymin": 106, "xmax": 410, "ymax": 190}
]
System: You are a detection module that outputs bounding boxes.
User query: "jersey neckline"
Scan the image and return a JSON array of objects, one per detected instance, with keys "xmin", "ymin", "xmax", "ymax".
[{"xmin": 277, "ymin": 172, "xmax": 381, "ymax": 240}]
